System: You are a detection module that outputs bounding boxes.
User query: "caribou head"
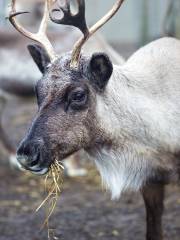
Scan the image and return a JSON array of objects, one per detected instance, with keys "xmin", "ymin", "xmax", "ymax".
[{"xmin": 9, "ymin": 0, "xmax": 124, "ymax": 175}]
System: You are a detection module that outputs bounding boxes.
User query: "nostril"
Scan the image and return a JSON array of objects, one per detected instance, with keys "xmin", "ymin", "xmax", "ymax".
[
  {"xmin": 17, "ymin": 141, "xmax": 31, "ymax": 157},
  {"xmin": 29, "ymin": 151, "xmax": 40, "ymax": 167},
  {"xmin": 17, "ymin": 140, "xmax": 42, "ymax": 168},
  {"xmin": 17, "ymin": 143, "xmax": 25, "ymax": 157}
]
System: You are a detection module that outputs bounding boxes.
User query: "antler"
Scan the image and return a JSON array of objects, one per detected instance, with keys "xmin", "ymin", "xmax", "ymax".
[
  {"xmin": 50, "ymin": 0, "xmax": 89, "ymax": 36},
  {"xmin": 9, "ymin": 0, "xmax": 57, "ymax": 62},
  {"xmin": 50, "ymin": 0, "xmax": 125, "ymax": 68}
]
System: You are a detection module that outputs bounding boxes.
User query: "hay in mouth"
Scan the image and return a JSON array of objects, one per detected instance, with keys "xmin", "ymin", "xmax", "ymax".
[{"xmin": 36, "ymin": 159, "xmax": 64, "ymax": 238}]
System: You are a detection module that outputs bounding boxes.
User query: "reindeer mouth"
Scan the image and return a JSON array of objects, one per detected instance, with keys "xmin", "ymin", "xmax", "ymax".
[
  {"xmin": 16, "ymin": 140, "xmax": 71, "ymax": 176},
  {"xmin": 16, "ymin": 154, "xmax": 49, "ymax": 176},
  {"xmin": 26, "ymin": 165, "xmax": 49, "ymax": 175}
]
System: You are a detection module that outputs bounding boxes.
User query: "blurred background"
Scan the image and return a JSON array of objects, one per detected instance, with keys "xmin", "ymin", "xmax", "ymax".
[{"xmin": 0, "ymin": 0, "xmax": 180, "ymax": 240}]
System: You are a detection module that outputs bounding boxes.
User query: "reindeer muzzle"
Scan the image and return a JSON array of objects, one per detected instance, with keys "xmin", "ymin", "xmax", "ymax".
[{"xmin": 16, "ymin": 139, "xmax": 49, "ymax": 175}]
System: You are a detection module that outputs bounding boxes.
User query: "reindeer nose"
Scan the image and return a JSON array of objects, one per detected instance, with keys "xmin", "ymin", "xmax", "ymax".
[
  {"xmin": 16, "ymin": 139, "xmax": 48, "ymax": 175},
  {"xmin": 17, "ymin": 140, "xmax": 40, "ymax": 166}
]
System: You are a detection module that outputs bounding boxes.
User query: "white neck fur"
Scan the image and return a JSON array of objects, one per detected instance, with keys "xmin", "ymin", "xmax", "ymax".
[{"xmin": 88, "ymin": 66, "xmax": 163, "ymax": 199}]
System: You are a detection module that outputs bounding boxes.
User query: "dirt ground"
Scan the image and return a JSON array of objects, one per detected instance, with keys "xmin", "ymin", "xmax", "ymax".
[{"xmin": 0, "ymin": 95, "xmax": 180, "ymax": 240}]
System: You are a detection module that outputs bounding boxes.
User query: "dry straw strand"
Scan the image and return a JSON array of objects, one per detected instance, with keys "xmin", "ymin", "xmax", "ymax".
[{"xmin": 36, "ymin": 159, "xmax": 64, "ymax": 238}]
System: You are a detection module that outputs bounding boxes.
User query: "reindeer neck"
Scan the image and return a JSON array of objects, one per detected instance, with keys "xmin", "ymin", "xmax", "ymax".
[
  {"xmin": 95, "ymin": 65, "xmax": 147, "ymax": 144},
  {"xmin": 86, "ymin": 66, "xmax": 174, "ymax": 199}
]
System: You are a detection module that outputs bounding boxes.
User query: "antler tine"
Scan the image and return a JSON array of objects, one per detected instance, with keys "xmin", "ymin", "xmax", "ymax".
[
  {"xmin": 50, "ymin": 0, "xmax": 89, "ymax": 36},
  {"xmin": 39, "ymin": 0, "xmax": 50, "ymax": 33},
  {"xmin": 70, "ymin": 0, "xmax": 125, "ymax": 68},
  {"xmin": 9, "ymin": 0, "xmax": 57, "ymax": 62}
]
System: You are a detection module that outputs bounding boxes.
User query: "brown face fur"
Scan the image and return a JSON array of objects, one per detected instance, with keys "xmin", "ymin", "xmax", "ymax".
[{"xmin": 16, "ymin": 45, "xmax": 113, "ymax": 173}]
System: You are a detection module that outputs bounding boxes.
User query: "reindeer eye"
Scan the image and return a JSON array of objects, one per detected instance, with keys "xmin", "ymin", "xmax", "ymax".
[
  {"xmin": 71, "ymin": 91, "xmax": 86, "ymax": 102},
  {"xmin": 67, "ymin": 87, "xmax": 88, "ymax": 111}
]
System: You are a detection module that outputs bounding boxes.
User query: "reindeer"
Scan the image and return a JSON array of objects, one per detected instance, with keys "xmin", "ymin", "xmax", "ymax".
[
  {"xmin": 9, "ymin": 0, "xmax": 180, "ymax": 239},
  {"xmin": 1, "ymin": 1, "xmax": 123, "ymax": 173}
]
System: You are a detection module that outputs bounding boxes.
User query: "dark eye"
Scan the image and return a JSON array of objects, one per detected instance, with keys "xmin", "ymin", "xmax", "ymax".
[
  {"xmin": 71, "ymin": 91, "xmax": 86, "ymax": 102},
  {"xmin": 67, "ymin": 87, "xmax": 88, "ymax": 111}
]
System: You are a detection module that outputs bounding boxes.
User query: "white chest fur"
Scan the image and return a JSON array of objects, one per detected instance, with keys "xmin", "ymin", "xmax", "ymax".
[{"xmin": 89, "ymin": 145, "xmax": 152, "ymax": 199}]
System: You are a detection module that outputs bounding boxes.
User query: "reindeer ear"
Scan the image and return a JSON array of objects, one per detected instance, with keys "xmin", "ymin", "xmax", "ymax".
[
  {"xmin": 87, "ymin": 53, "xmax": 113, "ymax": 91},
  {"xmin": 27, "ymin": 44, "xmax": 51, "ymax": 74}
]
